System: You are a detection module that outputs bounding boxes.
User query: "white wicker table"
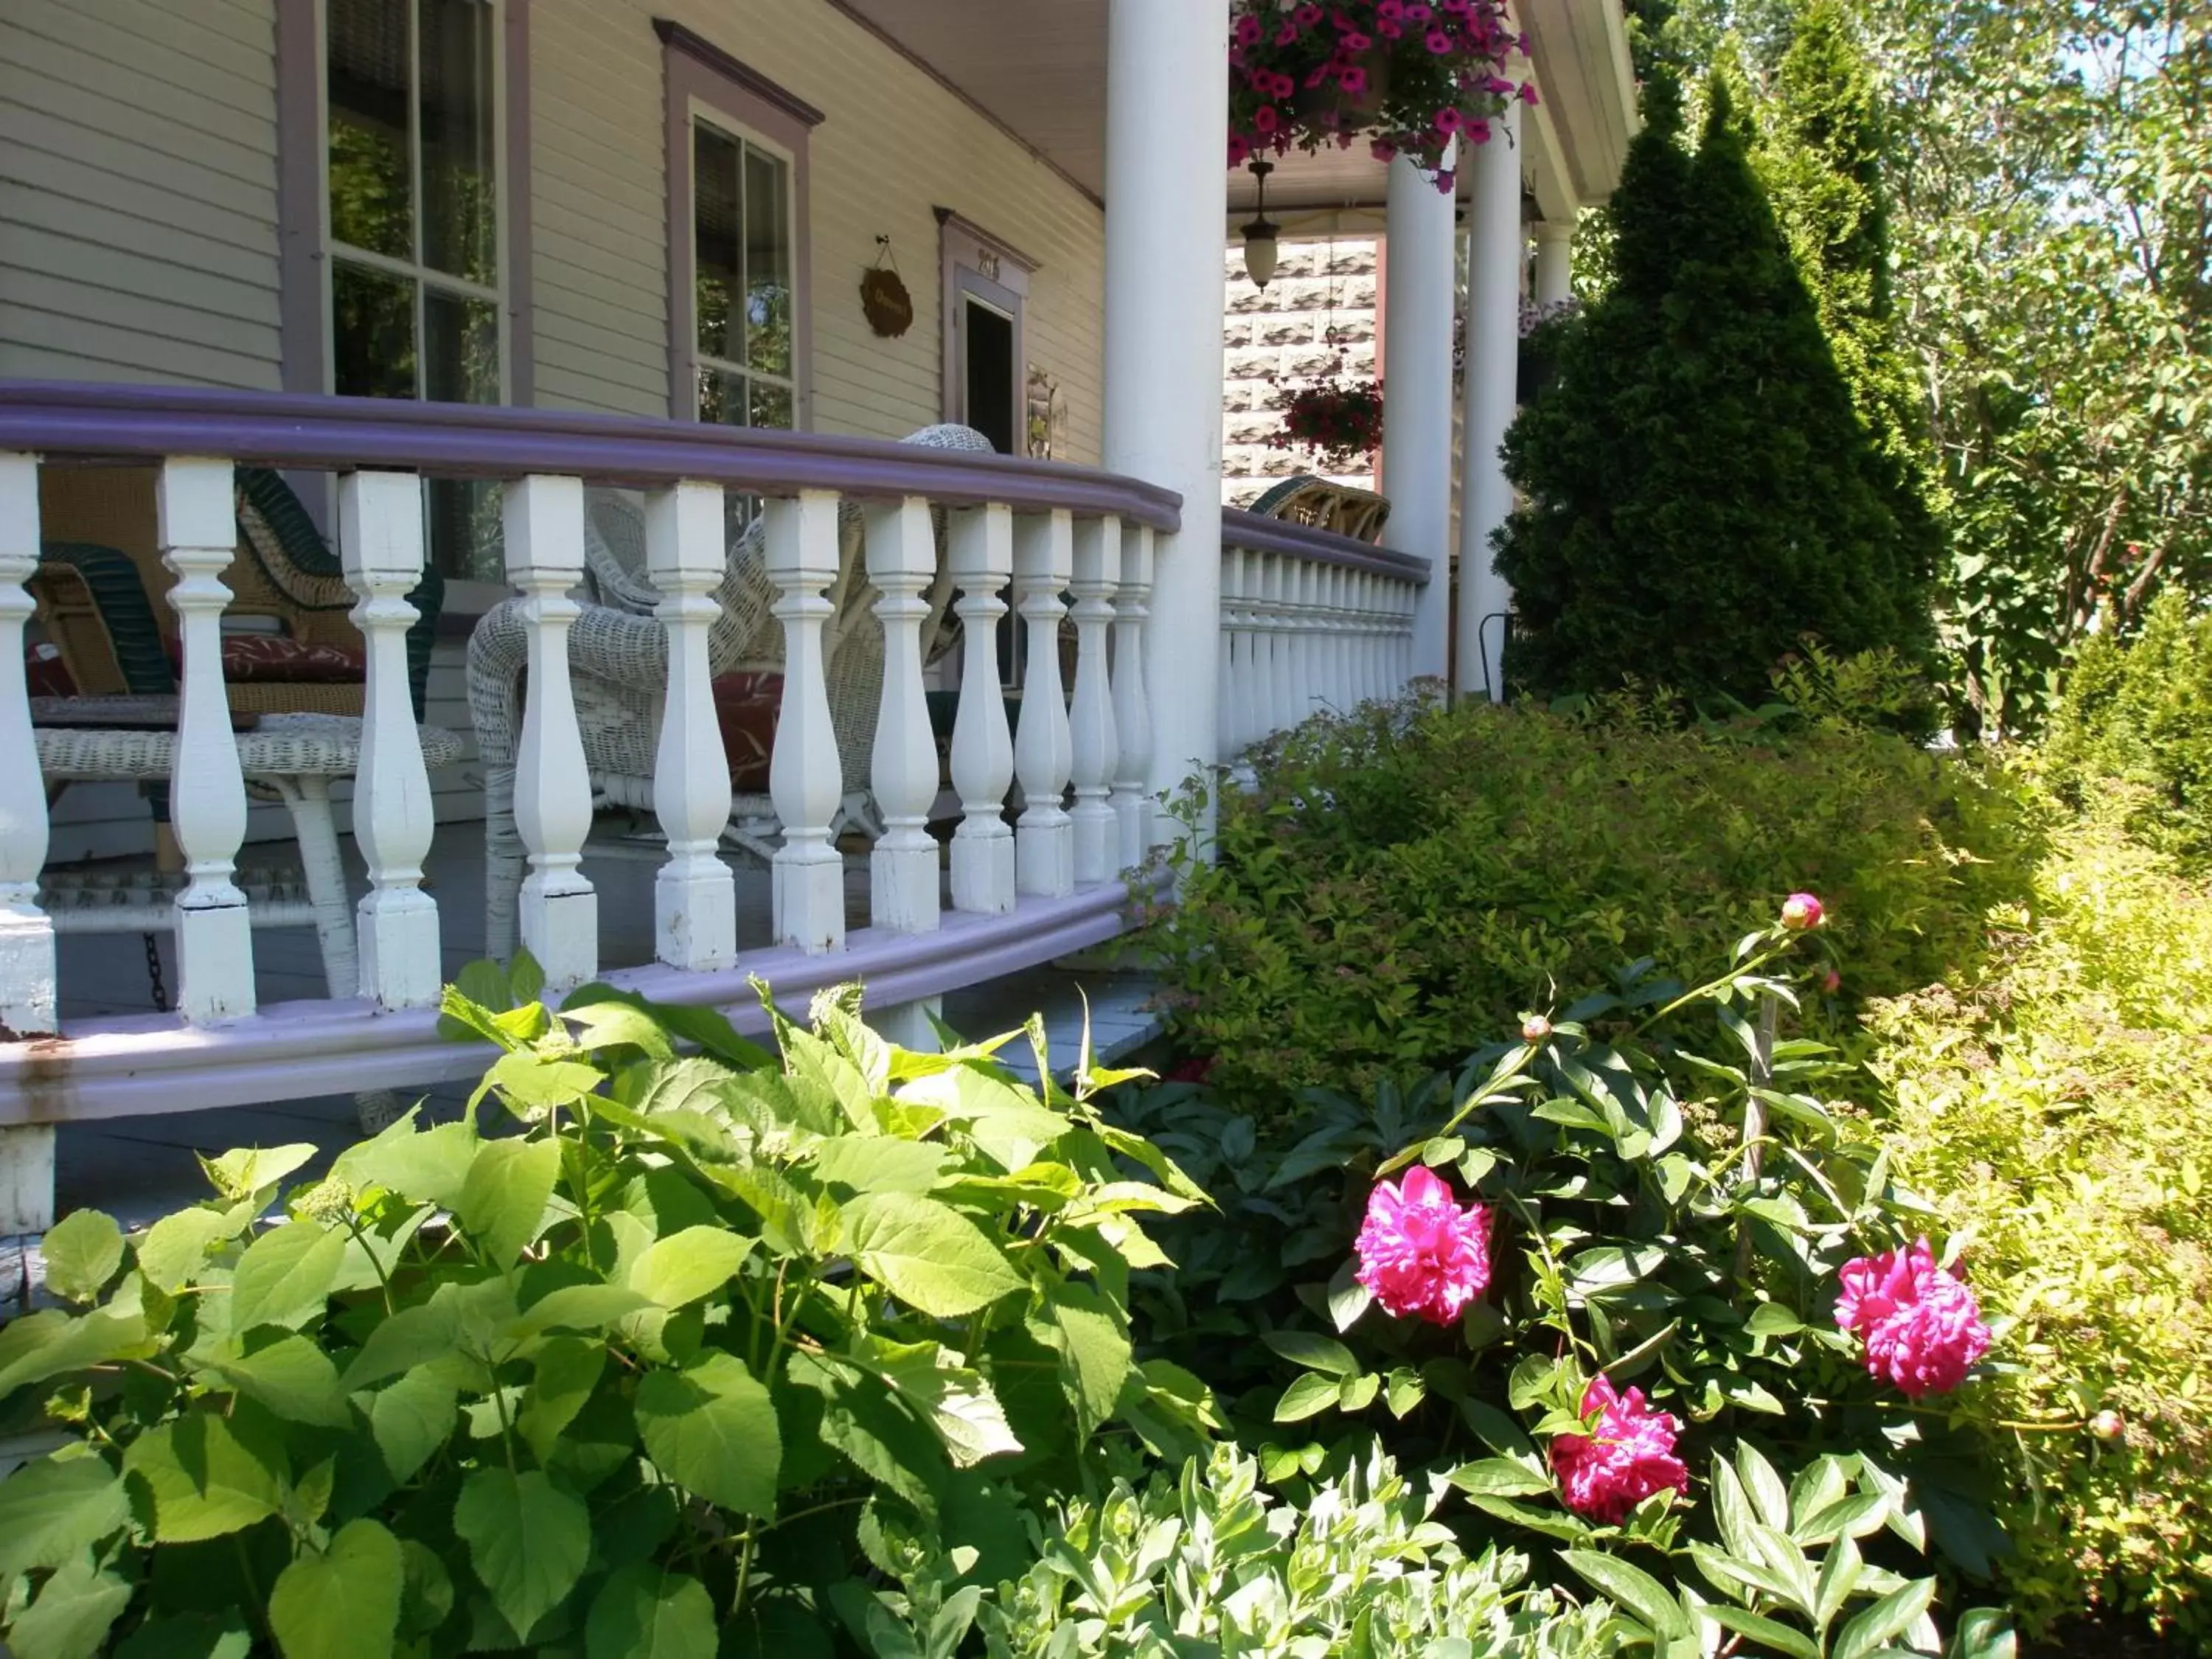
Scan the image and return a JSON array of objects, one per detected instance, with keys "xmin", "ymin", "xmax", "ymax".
[{"xmin": 34, "ymin": 703, "xmax": 465, "ymax": 1006}]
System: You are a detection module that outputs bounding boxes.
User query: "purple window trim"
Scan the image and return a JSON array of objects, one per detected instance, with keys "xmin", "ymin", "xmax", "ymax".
[
  {"xmin": 661, "ymin": 26, "xmax": 817, "ymax": 429},
  {"xmin": 936, "ymin": 207, "xmax": 1033, "ymax": 436},
  {"xmin": 274, "ymin": 0, "xmax": 535, "ymax": 405}
]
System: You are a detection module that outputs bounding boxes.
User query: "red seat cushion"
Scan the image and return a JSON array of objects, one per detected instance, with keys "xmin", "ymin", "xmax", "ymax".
[
  {"xmin": 712, "ymin": 670, "xmax": 782, "ymax": 792},
  {"xmin": 161, "ymin": 634, "xmax": 367, "ymax": 684},
  {"xmin": 24, "ymin": 641, "xmax": 76, "ymax": 697}
]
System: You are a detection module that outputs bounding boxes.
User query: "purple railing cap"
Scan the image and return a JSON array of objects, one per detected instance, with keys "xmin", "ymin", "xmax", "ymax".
[
  {"xmin": 0, "ymin": 380, "xmax": 1183, "ymax": 532},
  {"xmin": 1220, "ymin": 507, "xmax": 1432, "ymax": 582}
]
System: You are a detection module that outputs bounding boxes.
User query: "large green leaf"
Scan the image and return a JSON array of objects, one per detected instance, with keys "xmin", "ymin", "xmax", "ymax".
[
  {"xmin": 634, "ymin": 1350, "xmax": 779, "ymax": 1517},
  {"xmin": 813, "ymin": 1137, "xmax": 950, "ymax": 1196},
  {"xmin": 366, "ymin": 1368, "xmax": 458, "ymax": 1484},
  {"xmin": 1037, "ymin": 1285, "xmax": 1133, "ymax": 1439},
  {"xmin": 518, "ymin": 1338, "xmax": 605, "ymax": 1463},
  {"xmin": 1832, "ymin": 1578, "xmax": 1936, "ymax": 1659},
  {"xmin": 584, "ymin": 1562, "xmax": 720, "ymax": 1659},
  {"xmin": 0, "ymin": 1456, "xmax": 131, "ymax": 1576},
  {"xmin": 785, "ymin": 1349, "xmax": 943, "ymax": 1517},
  {"xmin": 1273, "ymin": 1373, "xmax": 1342, "ymax": 1422},
  {"xmin": 1443, "ymin": 1458, "xmax": 1557, "ymax": 1499},
  {"xmin": 1560, "ymin": 1549, "xmax": 1691, "ymax": 1640},
  {"xmin": 840, "ymin": 1193, "xmax": 1023, "ymax": 1318},
  {"xmin": 41, "ymin": 1211, "xmax": 123, "ymax": 1304},
  {"xmin": 453, "ymin": 1468, "xmax": 591, "ymax": 1640},
  {"xmin": 122, "ymin": 1413, "xmax": 284, "ymax": 1543},
  {"xmin": 133, "ymin": 1208, "xmax": 245, "ymax": 1294},
  {"xmin": 1259, "ymin": 1329, "xmax": 1359, "ymax": 1377},
  {"xmin": 627, "ymin": 1226, "xmax": 754, "ymax": 1309},
  {"xmin": 228, "ymin": 1222, "xmax": 347, "ymax": 1334},
  {"xmin": 1704, "ymin": 1604, "xmax": 1820, "ymax": 1659},
  {"xmin": 0, "ymin": 1309, "xmax": 147, "ymax": 1399},
  {"xmin": 858, "ymin": 1338, "xmax": 1023, "ymax": 1468},
  {"xmin": 509, "ymin": 1282, "xmax": 653, "ymax": 1338},
  {"xmin": 335, "ymin": 1119, "xmax": 479, "ymax": 1211},
  {"xmin": 268, "ymin": 1517, "xmax": 404, "ymax": 1659},
  {"xmin": 456, "ymin": 1137, "xmax": 560, "ymax": 1268},
  {"xmin": 341, "ymin": 1293, "xmax": 462, "ymax": 1390},
  {"xmin": 112, "ymin": 1613, "xmax": 253, "ymax": 1659},
  {"xmin": 209, "ymin": 1334, "xmax": 351, "ymax": 1427},
  {"xmin": 5, "ymin": 1554, "xmax": 132, "ymax": 1659},
  {"xmin": 897, "ymin": 1067, "xmax": 1069, "ymax": 1172}
]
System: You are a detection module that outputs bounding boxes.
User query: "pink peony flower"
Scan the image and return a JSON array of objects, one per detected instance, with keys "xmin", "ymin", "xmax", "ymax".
[
  {"xmin": 1834, "ymin": 1238, "xmax": 1992, "ymax": 1399},
  {"xmin": 1353, "ymin": 1165, "xmax": 1492, "ymax": 1325},
  {"xmin": 1820, "ymin": 968, "xmax": 1842, "ymax": 995},
  {"xmin": 1551, "ymin": 1376, "xmax": 1689, "ymax": 1523},
  {"xmin": 1781, "ymin": 891, "xmax": 1825, "ymax": 931}
]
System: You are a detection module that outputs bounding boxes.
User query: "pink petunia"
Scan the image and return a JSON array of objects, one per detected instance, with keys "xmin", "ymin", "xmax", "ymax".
[
  {"xmin": 1353, "ymin": 1165, "xmax": 1492, "ymax": 1325},
  {"xmin": 1435, "ymin": 106, "xmax": 1463, "ymax": 133},
  {"xmin": 1835, "ymin": 1239, "xmax": 1992, "ymax": 1399},
  {"xmin": 1338, "ymin": 66, "xmax": 1368, "ymax": 97},
  {"xmin": 1551, "ymin": 1377, "xmax": 1689, "ymax": 1524},
  {"xmin": 1295, "ymin": 2, "xmax": 1324, "ymax": 23},
  {"xmin": 1427, "ymin": 28, "xmax": 1455, "ymax": 53},
  {"xmin": 1234, "ymin": 14, "xmax": 1262, "ymax": 46},
  {"xmin": 1253, "ymin": 105, "xmax": 1280, "ymax": 133},
  {"xmin": 1228, "ymin": 134, "xmax": 1252, "ymax": 168}
]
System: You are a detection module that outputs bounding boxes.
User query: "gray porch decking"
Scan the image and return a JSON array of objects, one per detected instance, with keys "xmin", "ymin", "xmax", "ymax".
[{"xmin": 41, "ymin": 814, "xmax": 1167, "ymax": 1232}]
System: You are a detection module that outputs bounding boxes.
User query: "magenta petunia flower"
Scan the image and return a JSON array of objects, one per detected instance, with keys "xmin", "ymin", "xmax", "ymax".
[
  {"xmin": 1551, "ymin": 1376, "xmax": 1688, "ymax": 1523},
  {"xmin": 1228, "ymin": 133, "xmax": 1251, "ymax": 168},
  {"xmin": 1353, "ymin": 1166, "xmax": 1492, "ymax": 1325},
  {"xmin": 1338, "ymin": 66, "xmax": 1368, "ymax": 97},
  {"xmin": 1835, "ymin": 1238, "xmax": 1992, "ymax": 1399},
  {"xmin": 1427, "ymin": 28, "xmax": 1455, "ymax": 52},
  {"xmin": 1253, "ymin": 105, "xmax": 1280, "ymax": 133},
  {"xmin": 1234, "ymin": 14, "xmax": 1262, "ymax": 46},
  {"xmin": 1781, "ymin": 891, "xmax": 1825, "ymax": 931}
]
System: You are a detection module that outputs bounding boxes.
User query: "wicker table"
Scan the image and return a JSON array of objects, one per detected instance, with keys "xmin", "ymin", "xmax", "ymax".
[{"xmin": 34, "ymin": 700, "xmax": 464, "ymax": 1012}]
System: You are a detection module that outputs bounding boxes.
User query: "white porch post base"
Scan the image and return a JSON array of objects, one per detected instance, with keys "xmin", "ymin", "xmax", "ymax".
[
  {"xmin": 872, "ymin": 995, "xmax": 944, "ymax": 1054},
  {"xmin": 0, "ymin": 1124, "xmax": 55, "ymax": 1237},
  {"xmin": 0, "ymin": 914, "xmax": 55, "ymax": 1041}
]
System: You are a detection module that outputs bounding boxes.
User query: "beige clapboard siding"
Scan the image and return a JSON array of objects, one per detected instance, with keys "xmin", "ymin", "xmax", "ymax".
[
  {"xmin": 529, "ymin": 0, "xmax": 1106, "ymax": 459},
  {"xmin": 0, "ymin": 0, "xmax": 280, "ymax": 389}
]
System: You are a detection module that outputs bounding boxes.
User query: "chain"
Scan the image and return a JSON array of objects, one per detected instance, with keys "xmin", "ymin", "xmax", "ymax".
[{"xmin": 142, "ymin": 932, "xmax": 170, "ymax": 1014}]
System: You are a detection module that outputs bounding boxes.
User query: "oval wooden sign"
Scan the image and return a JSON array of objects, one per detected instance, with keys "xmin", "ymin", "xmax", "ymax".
[{"xmin": 860, "ymin": 268, "xmax": 914, "ymax": 338}]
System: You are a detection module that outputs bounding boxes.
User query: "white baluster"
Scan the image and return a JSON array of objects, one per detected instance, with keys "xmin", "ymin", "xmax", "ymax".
[
  {"xmin": 949, "ymin": 505, "xmax": 1015, "ymax": 914},
  {"xmin": 338, "ymin": 471, "xmax": 439, "ymax": 1006},
  {"xmin": 1110, "ymin": 524, "xmax": 1155, "ymax": 869},
  {"xmin": 0, "ymin": 455, "xmax": 55, "ymax": 1048},
  {"xmin": 866, "ymin": 497, "xmax": 940, "ymax": 934},
  {"xmin": 1068, "ymin": 515, "xmax": 1121, "ymax": 885},
  {"xmin": 504, "ymin": 474, "xmax": 598, "ymax": 990},
  {"xmin": 1357, "ymin": 572, "xmax": 1380, "ymax": 704},
  {"xmin": 1217, "ymin": 545, "xmax": 1245, "ymax": 759},
  {"xmin": 1244, "ymin": 551, "xmax": 1276, "ymax": 744},
  {"xmin": 1265, "ymin": 554, "xmax": 1295, "ymax": 740},
  {"xmin": 647, "ymin": 481, "xmax": 736, "ymax": 970},
  {"xmin": 1313, "ymin": 566, "xmax": 1339, "ymax": 714},
  {"xmin": 765, "ymin": 490, "xmax": 846, "ymax": 954},
  {"xmin": 1283, "ymin": 558, "xmax": 1312, "ymax": 722},
  {"xmin": 1013, "ymin": 510, "xmax": 1075, "ymax": 897},
  {"xmin": 159, "ymin": 459, "xmax": 254, "ymax": 1023}
]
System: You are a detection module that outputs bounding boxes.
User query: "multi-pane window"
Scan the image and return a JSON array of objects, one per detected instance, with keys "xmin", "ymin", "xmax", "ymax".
[
  {"xmin": 691, "ymin": 117, "xmax": 796, "ymax": 431},
  {"xmin": 327, "ymin": 0, "xmax": 502, "ymax": 576}
]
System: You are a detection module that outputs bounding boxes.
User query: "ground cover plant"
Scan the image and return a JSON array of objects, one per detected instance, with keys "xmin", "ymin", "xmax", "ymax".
[{"xmin": 0, "ymin": 973, "xmax": 1208, "ymax": 1659}]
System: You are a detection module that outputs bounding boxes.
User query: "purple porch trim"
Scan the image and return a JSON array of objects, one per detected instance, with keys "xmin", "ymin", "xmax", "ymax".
[
  {"xmin": 653, "ymin": 21, "xmax": 827, "ymax": 129},
  {"xmin": 1220, "ymin": 507, "xmax": 1433, "ymax": 582},
  {"xmin": 0, "ymin": 880, "xmax": 1146, "ymax": 1124},
  {"xmin": 0, "ymin": 382, "xmax": 1183, "ymax": 529}
]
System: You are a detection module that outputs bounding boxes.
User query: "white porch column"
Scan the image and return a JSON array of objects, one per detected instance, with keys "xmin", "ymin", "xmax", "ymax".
[
  {"xmin": 1457, "ymin": 102, "xmax": 1524, "ymax": 702},
  {"xmin": 1381, "ymin": 148, "xmax": 1457, "ymax": 684},
  {"xmin": 1534, "ymin": 220, "xmax": 1574, "ymax": 308},
  {"xmin": 1103, "ymin": 0, "xmax": 1229, "ymax": 840}
]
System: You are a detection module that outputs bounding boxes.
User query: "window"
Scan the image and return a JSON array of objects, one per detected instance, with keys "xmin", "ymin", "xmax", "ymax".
[
  {"xmin": 659, "ymin": 21, "xmax": 818, "ymax": 432},
  {"xmin": 689, "ymin": 118, "xmax": 796, "ymax": 430},
  {"xmin": 325, "ymin": 0, "xmax": 505, "ymax": 576}
]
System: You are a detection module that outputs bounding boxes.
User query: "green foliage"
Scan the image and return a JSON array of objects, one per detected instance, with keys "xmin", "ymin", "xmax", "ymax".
[
  {"xmin": 851, "ymin": 1443, "xmax": 1627, "ymax": 1657},
  {"xmin": 1865, "ymin": 807, "xmax": 2212, "ymax": 1639},
  {"xmin": 0, "ymin": 978, "xmax": 1204, "ymax": 1658},
  {"xmin": 2039, "ymin": 587, "xmax": 2212, "ymax": 866},
  {"xmin": 1492, "ymin": 71, "xmax": 1935, "ymax": 709},
  {"xmin": 1153, "ymin": 688, "xmax": 2025, "ymax": 1107}
]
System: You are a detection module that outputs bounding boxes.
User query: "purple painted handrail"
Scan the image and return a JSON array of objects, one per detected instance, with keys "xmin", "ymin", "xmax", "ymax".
[
  {"xmin": 1220, "ymin": 506, "xmax": 1432, "ymax": 582},
  {"xmin": 0, "ymin": 381, "xmax": 1182, "ymax": 532}
]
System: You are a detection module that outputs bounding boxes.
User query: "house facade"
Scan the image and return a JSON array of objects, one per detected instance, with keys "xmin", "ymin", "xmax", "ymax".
[{"xmin": 0, "ymin": 0, "xmax": 1634, "ymax": 1231}]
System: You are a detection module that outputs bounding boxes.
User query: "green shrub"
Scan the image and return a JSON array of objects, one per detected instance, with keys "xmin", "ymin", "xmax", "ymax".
[
  {"xmin": 1155, "ymin": 687, "xmax": 2027, "ymax": 1109},
  {"xmin": 1865, "ymin": 808, "xmax": 2212, "ymax": 1641},
  {"xmin": 2039, "ymin": 587, "xmax": 2212, "ymax": 867},
  {"xmin": 0, "ymin": 974, "xmax": 1205, "ymax": 1659}
]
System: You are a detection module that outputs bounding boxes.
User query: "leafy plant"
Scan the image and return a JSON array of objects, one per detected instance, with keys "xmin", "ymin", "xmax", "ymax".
[{"xmin": 0, "ymin": 973, "xmax": 1208, "ymax": 1659}]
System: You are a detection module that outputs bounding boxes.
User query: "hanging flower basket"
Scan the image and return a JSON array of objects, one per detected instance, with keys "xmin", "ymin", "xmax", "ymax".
[
  {"xmin": 1267, "ymin": 374, "xmax": 1386, "ymax": 473},
  {"xmin": 1228, "ymin": 0, "xmax": 1537, "ymax": 188}
]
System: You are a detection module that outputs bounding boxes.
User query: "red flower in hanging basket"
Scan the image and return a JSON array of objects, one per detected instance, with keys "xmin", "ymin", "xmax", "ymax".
[{"xmin": 1267, "ymin": 375, "xmax": 1386, "ymax": 473}]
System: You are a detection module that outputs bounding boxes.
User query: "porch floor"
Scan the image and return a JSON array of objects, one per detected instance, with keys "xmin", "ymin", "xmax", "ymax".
[{"xmin": 41, "ymin": 815, "xmax": 1166, "ymax": 1231}]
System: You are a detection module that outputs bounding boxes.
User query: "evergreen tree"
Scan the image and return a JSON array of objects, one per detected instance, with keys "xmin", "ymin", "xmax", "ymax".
[{"xmin": 1493, "ymin": 77, "xmax": 1932, "ymax": 706}]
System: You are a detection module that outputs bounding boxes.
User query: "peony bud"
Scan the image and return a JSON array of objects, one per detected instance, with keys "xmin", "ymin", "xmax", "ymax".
[
  {"xmin": 1781, "ymin": 892, "xmax": 1826, "ymax": 931},
  {"xmin": 2090, "ymin": 1410, "xmax": 2126, "ymax": 1442},
  {"xmin": 1820, "ymin": 969, "xmax": 1842, "ymax": 995},
  {"xmin": 1521, "ymin": 1015, "xmax": 1552, "ymax": 1043}
]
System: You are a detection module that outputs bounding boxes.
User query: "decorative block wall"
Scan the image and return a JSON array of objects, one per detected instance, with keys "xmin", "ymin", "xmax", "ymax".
[{"xmin": 1220, "ymin": 237, "xmax": 1384, "ymax": 508}]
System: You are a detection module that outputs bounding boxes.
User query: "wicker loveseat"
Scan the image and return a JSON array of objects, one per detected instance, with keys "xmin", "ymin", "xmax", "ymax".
[{"xmin": 467, "ymin": 423, "xmax": 989, "ymax": 960}]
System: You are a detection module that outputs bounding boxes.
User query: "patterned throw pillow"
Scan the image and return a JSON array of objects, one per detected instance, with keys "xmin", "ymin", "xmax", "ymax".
[
  {"xmin": 161, "ymin": 634, "xmax": 367, "ymax": 684},
  {"xmin": 712, "ymin": 671, "xmax": 782, "ymax": 792}
]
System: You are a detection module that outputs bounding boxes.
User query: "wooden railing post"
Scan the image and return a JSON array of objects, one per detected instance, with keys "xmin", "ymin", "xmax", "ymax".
[
  {"xmin": 159, "ymin": 457, "xmax": 256, "ymax": 1023},
  {"xmin": 765, "ymin": 490, "xmax": 847, "ymax": 954},
  {"xmin": 1013, "ymin": 509, "xmax": 1074, "ymax": 897},
  {"xmin": 503, "ymin": 474, "xmax": 599, "ymax": 990},
  {"xmin": 1068, "ymin": 515, "xmax": 1121, "ymax": 885},
  {"xmin": 1110, "ymin": 524, "xmax": 1155, "ymax": 869},
  {"xmin": 339, "ymin": 470, "xmax": 441, "ymax": 1006},
  {"xmin": 949, "ymin": 505, "xmax": 1015, "ymax": 914},
  {"xmin": 647, "ymin": 481, "xmax": 737, "ymax": 971},
  {"xmin": 865, "ymin": 497, "xmax": 941, "ymax": 934}
]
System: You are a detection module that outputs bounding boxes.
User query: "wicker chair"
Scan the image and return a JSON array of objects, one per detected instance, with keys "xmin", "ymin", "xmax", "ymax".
[
  {"xmin": 467, "ymin": 423, "xmax": 988, "ymax": 961},
  {"xmin": 1249, "ymin": 473, "xmax": 1392, "ymax": 545},
  {"xmin": 29, "ymin": 465, "xmax": 442, "ymax": 719}
]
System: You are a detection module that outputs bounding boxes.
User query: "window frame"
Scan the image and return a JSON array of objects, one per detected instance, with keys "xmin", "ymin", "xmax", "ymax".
[
  {"xmin": 658, "ymin": 21, "xmax": 819, "ymax": 430},
  {"xmin": 936, "ymin": 209, "xmax": 1036, "ymax": 448},
  {"xmin": 684, "ymin": 105, "xmax": 801, "ymax": 430}
]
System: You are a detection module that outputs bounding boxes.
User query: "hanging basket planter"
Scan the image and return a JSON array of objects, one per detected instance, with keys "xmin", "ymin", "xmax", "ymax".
[
  {"xmin": 1227, "ymin": 0, "xmax": 1536, "ymax": 187},
  {"xmin": 1267, "ymin": 375, "xmax": 1386, "ymax": 474}
]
